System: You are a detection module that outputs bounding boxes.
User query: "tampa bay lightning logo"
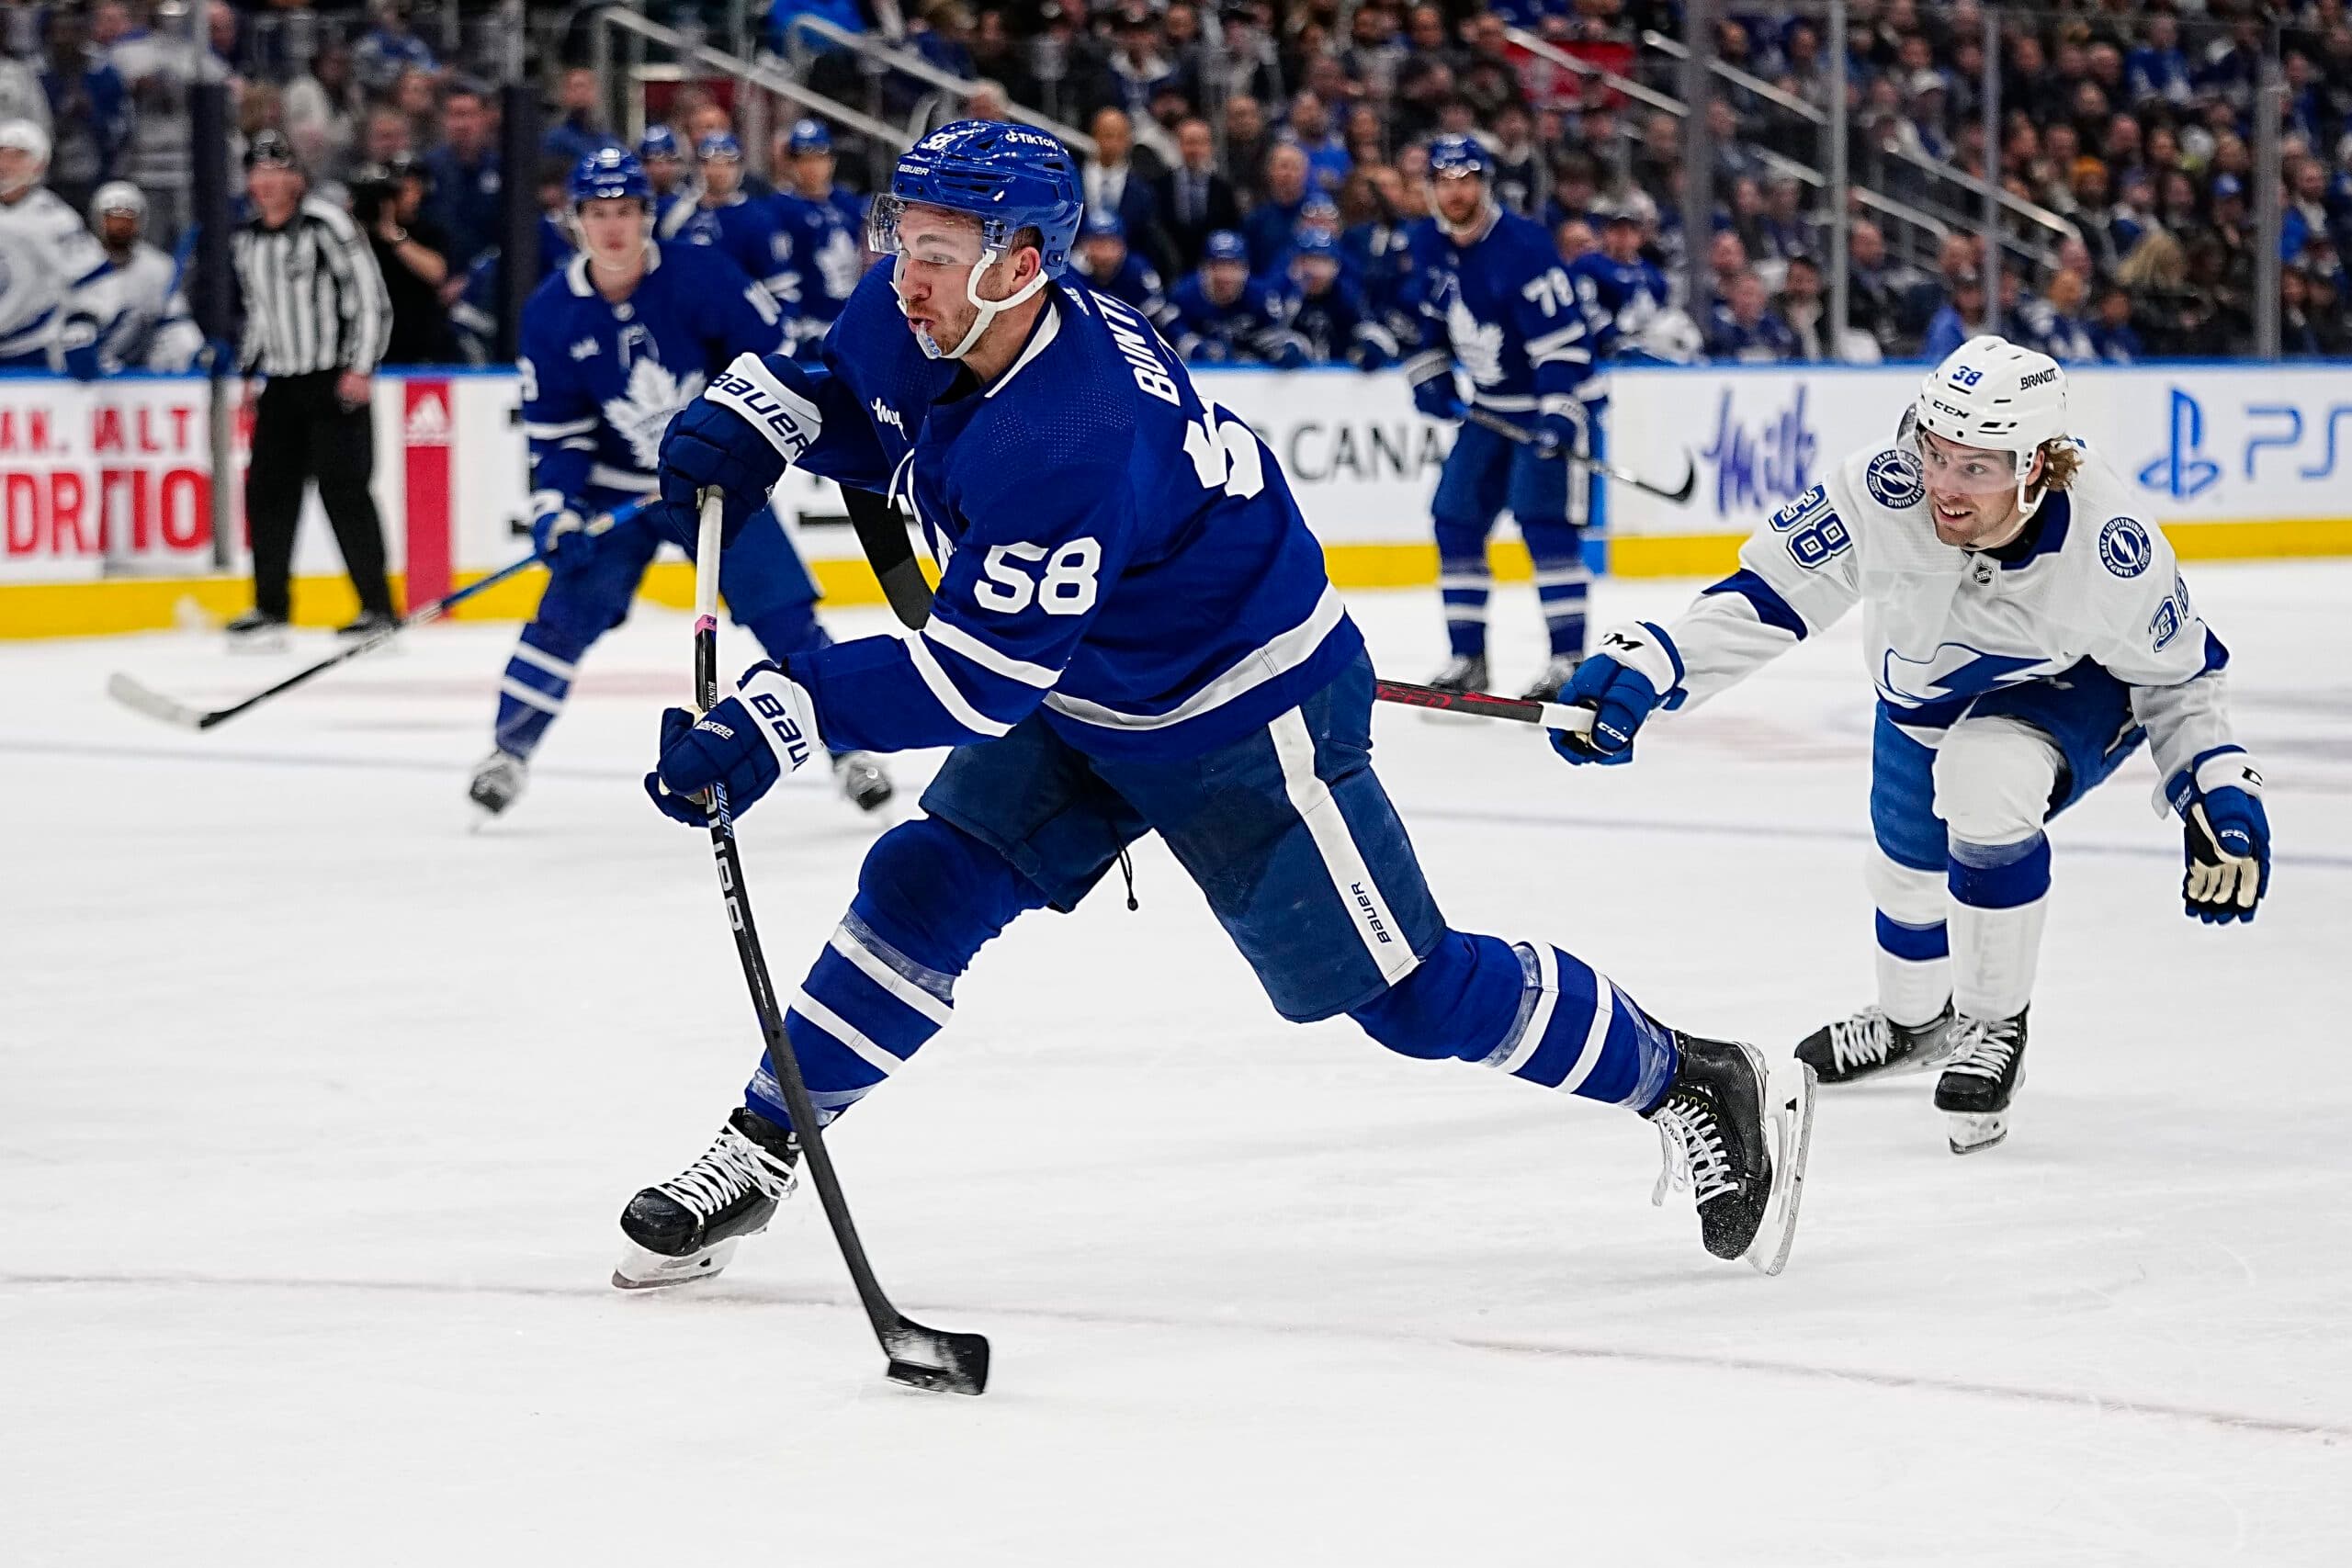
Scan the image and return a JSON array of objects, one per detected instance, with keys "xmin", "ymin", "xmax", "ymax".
[
  {"xmin": 2099, "ymin": 515, "xmax": 2153, "ymax": 578},
  {"xmin": 1865, "ymin": 447, "xmax": 1923, "ymax": 509}
]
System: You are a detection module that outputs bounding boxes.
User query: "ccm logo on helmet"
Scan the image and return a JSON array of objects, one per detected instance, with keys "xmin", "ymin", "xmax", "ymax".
[{"xmin": 2018, "ymin": 367, "xmax": 2059, "ymax": 389}]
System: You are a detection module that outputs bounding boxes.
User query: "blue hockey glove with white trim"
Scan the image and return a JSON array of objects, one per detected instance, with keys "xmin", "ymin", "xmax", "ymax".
[
  {"xmin": 1408, "ymin": 362, "xmax": 1464, "ymax": 423},
  {"xmin": 1531, "ymin": 399, "xmax": 1583, "ymax": 461},
  {"xmin": 1550, "ymin": 622, "xmax": 1682, "ymax": 766},
  {"xmin": 530, "ymin": 499, "xmax": 591, "ymax": 568},
  {"xmin": 2168, "ymin": 747, "xmax": 2269, "ymax": 923},
  {"xmin": 651, "ymin": 399, "xmax": 785, "ymax": 551},
  {"xmin": 644, "ymin": 661, "xmax": 823, "ymax": 826}
]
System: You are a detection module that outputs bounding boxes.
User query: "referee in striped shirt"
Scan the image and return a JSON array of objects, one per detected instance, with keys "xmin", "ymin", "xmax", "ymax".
[{"xmin": 225, "ymin": 130, "xmax": 399, "ymax": 646}]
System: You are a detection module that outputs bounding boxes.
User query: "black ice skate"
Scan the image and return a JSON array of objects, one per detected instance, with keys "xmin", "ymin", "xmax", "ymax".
[
  {"xmin": 613, "ymin": 1106, "xmax": 799, "ymax": 1289},
  {"xmin": 1794, "ymin": 1002, "xmax": 1960, "ymax": 1085},
  {"xmin": 833, "ymin": 750, "xmax": 895, "ymax": 813},
  {"xmin": 1645, "ymin": 1034, "xmax": 1815, "ymax": 1275},
  {"xmin": 222, "ymin": 609, "xmax": 288, "ymax": 654},
  {"xmin": 1520, "ymin": 654, "xmax": 1581, "ymax": 704},
  {"xmin": 1427, "ymin": 652, "xmax": 1488, "ymax": 694},
  {"xmin": 1934, "ymin": 1009, "xmax": 2029, "ymax": 1156},
  {"xmin": 335, "ymin": 611, "xmax": 399, "ymax": 640},
  {"xmin": 466, "ymin": 750, "xmax": 527, "ymax": 822}
]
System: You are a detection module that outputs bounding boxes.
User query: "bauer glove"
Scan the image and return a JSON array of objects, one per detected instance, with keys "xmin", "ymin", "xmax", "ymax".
[
  {"xmin": 652, "ymin": 395, "xmax": 788, "ymax": 551},
  {"xmin": 1550, "ymin": 622, "xmax": 1682, "ymax": 766},
  {"xmin": 2168, "ymin": 747, "xmax": 2270, "ymax": 924},
  {"xmin": 644, "ymin": 661, "xmax": 822, "ymax": 825}
]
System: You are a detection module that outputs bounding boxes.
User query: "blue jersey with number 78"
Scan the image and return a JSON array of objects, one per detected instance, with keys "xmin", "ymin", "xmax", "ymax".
[{"xmin": 699, "ymin": 264, "xmax": 1363, "ymax": 761}]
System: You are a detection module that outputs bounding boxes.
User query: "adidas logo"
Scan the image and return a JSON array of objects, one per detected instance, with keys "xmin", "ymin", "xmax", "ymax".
[{"xmin": 404, "ymin": 391, "xmax": 451, "ymax": 445}]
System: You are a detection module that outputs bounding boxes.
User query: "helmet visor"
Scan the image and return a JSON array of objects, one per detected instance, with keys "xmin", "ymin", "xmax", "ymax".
[
  {"xmin": 1913, "ymin": 430, "xmax": 2023, "ymax": 495},
  {"xmin": 868, "ymin": 195, "xmax": 993, "ymax": 267}
]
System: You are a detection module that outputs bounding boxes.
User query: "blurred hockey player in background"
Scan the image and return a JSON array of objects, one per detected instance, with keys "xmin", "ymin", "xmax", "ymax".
[
  {"xmin": 1566, "ymin": 198, "xmax": 1675, "ymax": 364},
  {"xmin": 0, "ymin": 119, "xmax": 108, "ymax": 378},
  {"xmin": 1405, "ymin": 135, "xmax": 1600, "ymax": 705},
  {"xmin": 469, "ymin": 149, "xmax": 890, "ymax": 822},
  {"xmin": 1553, "ymin": 337, "xmax": 2269, "ymax": 1154},
  {"xmin": 86, "ymin": 182, "xmax": 203, "ymax": 373},
  {"xmin": 768, "ymin": 118, "xmax": 868, "ymax": 359},
  {"xmin": 1277, "ymin": 228, "xmax": 1396, "ymax": 369},
  {"xmin": 666, "ymin": 132, "xmax": 800, "ymax": 316},
  {"xmin": 637, "ymin": 125, "xmax": 695, "ymax": 233},
  {"xmin": 1165, "ymin": 228, "xmax": 1305, "ymax": 366},
  {"xmin": 1068, "ymin": 209, "xmax": 1170, "ymax": 325},
  {"xmin": 613, "ymin": 121, "xmax": 1814, "ymax": 1290}
]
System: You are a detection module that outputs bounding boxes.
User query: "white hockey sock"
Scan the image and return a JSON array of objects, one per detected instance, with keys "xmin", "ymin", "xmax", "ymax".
[{"xmin": 1867, "ymin": 844, "xmax": 1950, "ymax": 1026}]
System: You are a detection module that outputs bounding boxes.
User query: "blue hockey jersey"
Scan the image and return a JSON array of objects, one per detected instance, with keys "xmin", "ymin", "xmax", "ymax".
[
  {"xmin": 519, "ymin": 242, "xmax": 789, "ymax": 513},
  {"xmin": 1072, "ymin": 249, "xmax": 1172, "ymax": 326},
  {"xmin": 1407, "ymin": 211, "xmax": 1595, "ymax": 415},
  {"xmin": 1164, "ymin": 274, "xmax": 1305, "ymax": 365},
  {"xmin": 667, "ymin": 192, "xmax": 801, "ymax": 312},
  {"xmin": 1277, "ymin": 276, "xmax": 1396, "ymax": 367},
  {"xmin": 1567, "ymin": 250, "xmax": 1670, "ymax": 357},
  {"xmin": 703, "ymin": 266, "xmax": 1362, "ymax": 761},
  {"xmin": 771, "ymin": 186, "xmax": 868, "ymax": 344}
]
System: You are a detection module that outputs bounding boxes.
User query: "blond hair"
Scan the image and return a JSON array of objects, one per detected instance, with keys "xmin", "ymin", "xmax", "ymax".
[{"xmin": 2035, "ymin": 438, "xmax": 2083, "ymax": 493}]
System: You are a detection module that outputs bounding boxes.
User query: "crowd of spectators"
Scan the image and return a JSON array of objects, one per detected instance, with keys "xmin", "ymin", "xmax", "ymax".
[{"xmin": 12, "ymin": 0, "xmax": 2352, "ymax": 366}]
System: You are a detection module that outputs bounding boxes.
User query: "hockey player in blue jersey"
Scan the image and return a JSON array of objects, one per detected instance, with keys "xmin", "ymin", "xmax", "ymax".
[
  {"xmin": 667, "ymin": 132, "xmax": 801, "ymax": 316},
  {"xmin": 1566, "ymin": 201, "xmax": 1673, "ymax": 361},
  {"xmin": 608, "ymin": 119, "xmax": 1814, "ymax": 1290},
  {"xmin": 1404, "ymin": 135, "xmax": 1602, "ymax": 705},
  {"xmin": 768, "ymin": 118, "xmax": 868, "ymax": 358},
  {"xmin": 1278, "ymin": 228, "xmax": 1396, "ymax": 368},
  {"xmin": 1165, "ymin": 228, "xmax": 1306, "ymax": 366},
  {"xmin": 1069, "ymin": 209, "xmax": 1170, "ymax": 325},
  {"xmin": 467, "ymin": 150, "xmax": 890, "ymax": 821}
]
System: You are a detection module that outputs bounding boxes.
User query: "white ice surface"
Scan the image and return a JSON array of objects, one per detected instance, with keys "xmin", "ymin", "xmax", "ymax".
[{"xmin": 5, "ymin": 565, "xmax": 2348, "ymax": 1566}]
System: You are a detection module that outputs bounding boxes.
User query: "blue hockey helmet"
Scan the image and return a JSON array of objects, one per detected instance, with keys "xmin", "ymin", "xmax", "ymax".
[
  {"xmin": 1080, "ymin": 208, "xmax": 1125, "ymax": 242},
  {"xmin": 695, "ymin": 131, "xmax": 744, "ymax": 164},
  {"xmin": 637, "ymin": 124, "xmax": 683, "ymax": 163},
  {"xmin": 787, "ymin": 118, "xmax": 833, "ymax": 156},
  {"xmin": 867, "ymin": 119, "xmax": 1085, "ymax": 361},
  {"xmin": 571, "ymin": 146, "xmax": 652, "ymax": 208},
  {"xmin": 1291, "ymin": 227, "xmax": 1340, "ymax": 260},
  {"xmin": 1203, "ymin": 229, "xmax": 1249, "ymax": 264},
  {"xmin": 1426, "ymin": 133, "xmax": 1494, "ymax": 181}
]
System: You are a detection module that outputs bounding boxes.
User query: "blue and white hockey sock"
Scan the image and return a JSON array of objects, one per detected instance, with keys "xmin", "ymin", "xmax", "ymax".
[
  {"xmin": 1946, "ymin": 831, "xmax": 2051, "ymax": 1021},
  {"xmin": 746, "ymin": 906, "xmax": 955, "ymax": 1130},
  {"xmin": 1866, "ymin": 844, "xmax": 1951, "ymax": 1026},
  {"xmin": 1433, "ymin": 524, "xmax": 1490, "ymax": 659},
  {"xmin": 1521, "ymin": 525, "xmax": 1589, "ymax": 659},
  {"xmin": 1351, "ymin": 931, "xmax": 1679, "ymax": 1111},
  {"xmin": 491, "ymin": 628, "xmax": 579, "ymax": 759}
]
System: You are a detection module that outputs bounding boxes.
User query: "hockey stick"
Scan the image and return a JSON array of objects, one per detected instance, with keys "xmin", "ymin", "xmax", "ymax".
[
  {"xmin": 1373, "ymin": 678, "xmax": 1592, "ymax": 735},
  {"xmin": 687, "ymin": 491, "xmax": 989, "ymax": 1397},
  {"xmin": 106, "ymin": 502, "xmax": 645, "ymax": 732},
  {"xmin": 1462, "ymin": 405, "xmax": 1699, "ymax": 505}
]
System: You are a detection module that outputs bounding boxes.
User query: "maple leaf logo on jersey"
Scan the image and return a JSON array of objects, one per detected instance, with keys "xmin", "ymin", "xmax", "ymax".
[
  {"xmin": 602, "ymin": 357, "xmax": 706, "ymax": 469},
  {"xmin": 814, "ymin": 226, "xmax": 864, "ymax": 301},
  {"xmin": 1444, "ymin": 293, "xmax": 1506, "ymax": 389}
]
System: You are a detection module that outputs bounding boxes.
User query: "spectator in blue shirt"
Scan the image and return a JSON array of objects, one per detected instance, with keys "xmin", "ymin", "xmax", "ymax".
[
  {"xmin": 2086, "ymin": 284, "xmax": 2143, "ymax": 363},
  {"xmin": 39, "ymin": 6, "xmax": 128, "ymax": 214},
  {"xmin": 355, "ymin": 0, "xmax": 437, "ymax": 98},
  {"xmin": 1921, "ymin": 268, "xmax": 1987, "ymax": 362},
  {"xmin": 1705, "ymin": 269, "xmax": 1801, "ymax": 363},
  {"xmin": 1286, "ymin": 91, "xmax": 1352, "ymax": 196},
  {"xmin": 423, "ymin": 82, "xmax": 503, "ymax": 275},
  {"xmin": 2125, "ymin": 14, "xmax": 2195, "ymax": 107},
  {"xmin": 542, "ymin": 67, "xmax": 622, "ymax": 168},
  {"xmin": 1244, "ymin": 141, "xmax": 1312, "ymax": 274}
]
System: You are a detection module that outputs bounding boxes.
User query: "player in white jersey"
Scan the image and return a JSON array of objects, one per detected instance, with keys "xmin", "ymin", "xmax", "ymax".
[
  {"xmin": 86, "ymin": 183, "xmax": 204, "ymax": 372},
  {"xmin": 1548, "ymin": 336, "xmax": 2270, "ymax": 1154},
  {"xmin": 0, "ymin": 119, "xmax": 110, "ymax": 376}
]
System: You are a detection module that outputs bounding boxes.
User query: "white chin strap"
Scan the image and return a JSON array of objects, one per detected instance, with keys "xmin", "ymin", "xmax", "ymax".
[{"xmin": 907, "ymin": 252, "xmax": 1052, "ymax": 361}]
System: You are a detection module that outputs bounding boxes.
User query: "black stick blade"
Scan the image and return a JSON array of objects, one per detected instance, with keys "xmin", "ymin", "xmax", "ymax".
[{"xmin": 884, "ymin": 1322, "xmax": 990, "ymax": 1396}]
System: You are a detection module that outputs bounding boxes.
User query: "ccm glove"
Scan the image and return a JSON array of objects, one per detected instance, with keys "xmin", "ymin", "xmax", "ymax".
[
  {"xmin": 1550, "ymin": 621, "xmax": 1683, "ymax": 766},
  {"xmin": 2169, "ymin": 747, "xmax": 2270, "ymax": 924},
  {"xmin": 643, "ymin": 661, "xmax": 822, "ymax": 826},
  {"xmin": 651, "ymin": 396, "xmax": 788, "ymax": 550}
]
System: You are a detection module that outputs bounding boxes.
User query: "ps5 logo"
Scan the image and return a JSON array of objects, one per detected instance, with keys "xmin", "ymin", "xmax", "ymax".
[{"xmin": 2139, "ymin": 388, "xmax": 2220, "ymax": 500}]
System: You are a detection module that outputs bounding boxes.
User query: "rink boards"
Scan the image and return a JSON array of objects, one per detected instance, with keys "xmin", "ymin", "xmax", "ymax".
[{"xmin": 4, "ymin": 361, "xmax": 2350, "ymax": 637}]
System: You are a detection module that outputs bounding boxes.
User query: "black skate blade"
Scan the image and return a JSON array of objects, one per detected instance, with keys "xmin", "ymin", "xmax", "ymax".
[{"xmin": 883, "ymin": 1321, "xmax": 990, "ymax": 1396}]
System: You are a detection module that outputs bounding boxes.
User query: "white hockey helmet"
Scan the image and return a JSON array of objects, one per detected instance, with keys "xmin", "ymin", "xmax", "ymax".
[
  {"xmin": 1913, "ymin": 334, "xmax": 2069, "ymax": 517},
  {"xmin": 0, "ymin": 118, "xmax": 51, "ymax": 198},
  {"xmin": 92, "ymin": 180, "xmax": 147, "ymax": 226}
]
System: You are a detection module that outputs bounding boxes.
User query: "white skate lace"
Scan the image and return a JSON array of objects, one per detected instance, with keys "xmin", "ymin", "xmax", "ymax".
[
  {"xmin": 657, "ymin": 1126, "xmax": 796, "ymax": 1217},
  {"xmin": 1941, "ymin": 1017, "xmax": 2024, "ymax": 1082},
  {"xmin": 1826, "ymin": 1009, "xmax": 1894, "ymax": 1071},
  {"xmin": 1649, "ymin": 1098, "xmax": 1736, "ymax": 1208}
]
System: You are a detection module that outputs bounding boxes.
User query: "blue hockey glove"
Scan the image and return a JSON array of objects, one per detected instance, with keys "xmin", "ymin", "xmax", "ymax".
[
  {"xmin": 1268, "ymin": 338, "xmax": 1309, "ymax": 370},
  {"xmin": 1409, "ymin": 366, "xmax": 1464, "ymax": 423},
  {"xmin": 529, "ymin": 501, "xmax": 591, "ymax": 568},
  {"xmin": 1354, "ymin": 339, "xmax": 1394, "ymax": 374},
  {"xmin": 1550, "ymin": 622, "xmax": 1682, "ymax": 765},
  {"xmin": 1530, "ymin": 402, "xmax": 1583, "ymax": 461},
  {"xmin": 2168, "ymin": 747, "xmax": 2269, "ymax": 923},
  {"xmin": 643, "ymin": 661, "xmax": 823, "ymax": 826},
  {"xmin": 650, "ymin": 396, "xmax": 787, "ymax": 551},
  {"xmin": 58, "ymin": 316, "xmax": 101, "ymax": 382}
]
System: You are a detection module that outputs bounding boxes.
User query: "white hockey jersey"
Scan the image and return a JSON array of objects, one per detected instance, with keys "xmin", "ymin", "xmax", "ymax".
[
  {"xmin": 0, "ymin": 186, "xmax": 111, "ymax": 364},
  {"xmin": 91, "ymin": 241, "xmax": 204, "ymax": 372},
  {"xmin": 1658, "ymin": 438, "xmax": 2234, "ymax": 799}
]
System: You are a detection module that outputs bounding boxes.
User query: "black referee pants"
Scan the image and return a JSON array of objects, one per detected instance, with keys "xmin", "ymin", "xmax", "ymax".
[{"xmin": 246, "ymin": 372, "xmax": 396, "ymax": 621}]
